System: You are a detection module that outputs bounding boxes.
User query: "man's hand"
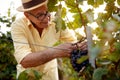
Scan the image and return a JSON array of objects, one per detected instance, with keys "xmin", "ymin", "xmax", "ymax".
[
  {"xmin": 76, "ymin": 40, "xmax": 88, "ymax": 50},
  {"xmin": 53, "ymin": 43, "xmax": 77, "ymax": 57},
  {"xmin": 54, "ymin": 40, "xmax": 87, "ymax": 57}
]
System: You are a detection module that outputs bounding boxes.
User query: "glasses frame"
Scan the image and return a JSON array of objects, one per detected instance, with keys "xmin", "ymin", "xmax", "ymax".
[{"xmin": 27, "ymin": 11, "xmax": 50, "ymax": 21}]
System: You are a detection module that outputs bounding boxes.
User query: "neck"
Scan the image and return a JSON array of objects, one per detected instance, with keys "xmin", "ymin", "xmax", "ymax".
[{"xmin": 32, "ymin": 22, "xmax": 43, "ymax": 36}]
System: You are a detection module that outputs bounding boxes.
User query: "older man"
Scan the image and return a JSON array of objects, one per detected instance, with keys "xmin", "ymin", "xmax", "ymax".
[{"xmin": 11, "ymin": 0, "xmax": 87, "ymax": 80}]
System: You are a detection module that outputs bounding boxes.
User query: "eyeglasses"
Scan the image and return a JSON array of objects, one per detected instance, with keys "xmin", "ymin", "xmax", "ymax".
[{"xmin": 27, "ymin": 11, "xmax": 50, "ymax": 21}]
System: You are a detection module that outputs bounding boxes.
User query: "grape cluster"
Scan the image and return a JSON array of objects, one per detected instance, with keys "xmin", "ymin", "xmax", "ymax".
[{"xmin": 70, "ymin": 49, "xmax": 89, "ymax": 72}]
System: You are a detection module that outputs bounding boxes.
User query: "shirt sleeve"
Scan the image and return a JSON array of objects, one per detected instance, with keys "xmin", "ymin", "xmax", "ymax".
[
  {"xmin": 11, "ymin": 19, "xmax": 32, "ymax": 64},
  {"xmin": 60, "ymin": 28, "xmax": 77, "ymax": 43}
]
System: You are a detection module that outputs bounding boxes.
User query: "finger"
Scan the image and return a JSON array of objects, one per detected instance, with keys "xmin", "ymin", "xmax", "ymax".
[
  {"xmin": 80, "ymin": 45, "xmax": 88, "ymax": 50},
  {"xmin": 71, "ymin": 43, "xmax": 78, "ymax": 49},
  {"xmin": 82, "ymin": 47, "xmax": 88, "ymax": 51},
  {"xmin": 77, "ymin": 41, "xmax": 87, "ymax": 48}
]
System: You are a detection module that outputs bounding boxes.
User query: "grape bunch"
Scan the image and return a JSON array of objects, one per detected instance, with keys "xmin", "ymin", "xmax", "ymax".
[{"xmin": 70, "ymin": 49, "xmax": 89, "ymax": 72}]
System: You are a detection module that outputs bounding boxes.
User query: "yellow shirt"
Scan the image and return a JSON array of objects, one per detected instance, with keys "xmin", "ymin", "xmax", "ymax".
[{"xmin": 11, "ymin": 16, "xmax": 76, "ymax": 80}]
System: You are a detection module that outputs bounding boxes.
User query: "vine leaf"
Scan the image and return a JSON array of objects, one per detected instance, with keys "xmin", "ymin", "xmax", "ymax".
[
  {"xmin": 94, "ymin": 0, "xmax": 104, "ymax": 7},
  {"xmin": 88, "ymin": 0, "xmax": 94, "ymax": 6},
  {"xmin": 47, "ymin": 0, "xmax": 57, "ymax": 12},
  {"xmin": 18, "ymin": 69, "xmax": 43, "ymax": 80},
  {"xmin": 117, "ymin": 0, "xmax": 120, "ymax": 5},
  {"xmin": 84, "ymin": 9, "xmax": 94, "ymax": 23},
  {"xmin": 77, "ymin": 55, "xmax": 89, "ymax": 64},
  {"xmin": 53, "ymin": 4, "xmax": 66, "ymax": 32},
  {"xmin": 93, "ymin": 68, "xmax": 108, "ymax": 80},
  {"xmin": 108, "ymin": 42, "xmax": 120, "ymax": 62}
]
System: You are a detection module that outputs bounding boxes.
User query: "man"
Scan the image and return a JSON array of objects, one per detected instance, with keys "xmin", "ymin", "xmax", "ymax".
[{"xmin": 11, "ymin": 0, "xmax": 87, "ymax": 80}]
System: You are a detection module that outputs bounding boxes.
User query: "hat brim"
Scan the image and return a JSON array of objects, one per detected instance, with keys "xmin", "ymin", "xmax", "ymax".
[{"xmin": 17, "ymin": 0, "xmax": 48, "ymax": 12}]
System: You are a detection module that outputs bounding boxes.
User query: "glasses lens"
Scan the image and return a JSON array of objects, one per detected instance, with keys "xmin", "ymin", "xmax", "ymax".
[
  {"xmin": 28, "ymin": 11, "xmax": 50, "ymax": 21},
  {"xmin": 39, "ymin": 11, "xmax": 50, "ymax": 21}
]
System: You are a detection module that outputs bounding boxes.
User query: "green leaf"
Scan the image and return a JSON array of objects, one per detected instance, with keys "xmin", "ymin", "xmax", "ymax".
[
  {"xmin": 61, "ymin": 7, "xmax": 67, "ymax": 18},
  {"xmin": 48, "ymin": 0, "xmax": 58, "ymax": 12},
  {"xmin": 115, "ymin": 42, "xmax": 120, "ymax": 53},
  {"xmin": 53, "ymin": 5, "xmax": 66, "ymax": 32},
  {"xmin": 76, "ymin": 55, "xmax": 89, "ymax": 64},
  {"xmin": 7, "ymin": 8, "xmax": 11, "ymax": 17},
  {"xmin": 53, "ymin": 5, "xmax": 62, "ymax": 32},
  {"xmin": 108, "ymin": 53, "xmax": 120, "ymax": 62},
  {"xmin": 96, "ymin": 0, "xmax": 103, "ymax": 5},
  {"xmin": 108, "ymin": 42, "xmax": 120, "ymax": 62},
  {"xmin": 18, "ymin": 70, "xmax": 28, "ymax": 80},
  {"xmin": 53, "ymin": 16, "xmax": 66, "ymax": 32},
  {"xmin": 104, "ymin": 0, "xmax": 115, "ymax": 3},
  {"xmin": 77, "ymin": 0, "xmax": 85, "ymax": 5},
  {"xmin": 94, "ymin": 0, "xmax": 104, "ymax": 7},
  {"xmin": 93, "ymin": 68, "xmax": 108, "ymax": 80},
  {"xmin": 65, "ymin": 0, "xmax": 78, "ymax": 13},
  {"xmin": 61, "ymin": 19, "xmax": 66, "ymax": 30},
  {"xmin": 90, "ymin": 46, "xmax": 101, "ymax": 60},
  {"xmin": 105, "ymin": 19, "xmax": 117, "ymax": 32},
  {"xmin": 33, "ymin": 70, "xmax": 42, "ymax": 80},
  {"xmin": 105, "ymin": 2, "xmax": 115, "ymax": 18},
  {"xmin": 73, "ymin": 13, "xmax": 82, "ymax": 28},
  {"xmin": 53, "ymin": 40, "xmax": 62, "ymax": 46},
  {"xmin": 117, "ymin": 0, "xmax": 120, "ymax": 5},
  {"xmin": 18, "ymin": 69, "xmax": 43, "ymax": 80},
  {"xmin": 84, "ymin": 9, "xmax": 94, "ymax": 23},
  {"xmin": 69, "ymin": 7, "xmax": 79, "ymax": 13},
  {"xmin": 88, "ymin": 0, "xmax": 94, "ymax": 6},
  {"xmin": 65, "ymin": 0, "xmax": 76, "ymax": 8}
]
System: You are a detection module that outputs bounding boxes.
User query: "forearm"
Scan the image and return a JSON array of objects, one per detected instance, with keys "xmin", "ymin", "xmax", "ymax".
[
  {"xmin": 20, "ymin": 48, "xmax": 60, "ymax": 68},
  {"xmin": 20, "ymin": 42, "xmax": 77, "ymax": 68}
]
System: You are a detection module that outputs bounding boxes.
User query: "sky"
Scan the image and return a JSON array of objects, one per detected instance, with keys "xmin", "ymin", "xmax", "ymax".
[{"xmin": 0, "ymin": 0, "xmax": 21, "ymax": 14}]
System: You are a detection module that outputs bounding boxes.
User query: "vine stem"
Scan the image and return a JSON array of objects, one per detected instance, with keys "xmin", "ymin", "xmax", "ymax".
[
  {"xmin": 75, "ymin": 0, "xmax": 86, "ymax": 35},
  {"xmin": 75, "ymin": 0, "xmax": 96, "ymax": 68}
]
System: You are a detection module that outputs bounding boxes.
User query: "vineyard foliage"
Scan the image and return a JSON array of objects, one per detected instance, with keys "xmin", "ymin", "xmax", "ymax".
[
  {"xmin": 0, "ymin": 9, "xmax": 17, "ymax": 79},
  {"xmin": 0, "ymin": 0, "xmax": 120, "ymax": 80}
]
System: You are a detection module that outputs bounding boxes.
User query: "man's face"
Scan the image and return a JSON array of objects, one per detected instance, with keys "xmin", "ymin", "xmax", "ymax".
[{"xmin": 26, "ymin": 5, "xmax": 50, "ymax": 28}]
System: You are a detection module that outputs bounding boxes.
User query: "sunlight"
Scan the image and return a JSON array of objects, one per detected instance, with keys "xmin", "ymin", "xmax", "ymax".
[
  {"xmin": 87, "ymin": 22, "xmax": 98, "ymax": 30},
  {"xmin": 0, "ymin": 0, "xmax": 22, "ymax": 34},
  {"xmin": 0, "ymin": 0, "xmax": 21, "ymax": 14},
  {"xmin": 93, "ymin": 3, "xmax": 106, "ymax": 19},
  {"xmin": 79, "ymin": 1, "xmax": 93, "ymax": 12}
]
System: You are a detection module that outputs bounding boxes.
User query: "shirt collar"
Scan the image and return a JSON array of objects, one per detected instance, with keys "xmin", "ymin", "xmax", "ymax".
[{"xmin": 26, "ymin": 17, "xmax": 33, "ymax": 26}]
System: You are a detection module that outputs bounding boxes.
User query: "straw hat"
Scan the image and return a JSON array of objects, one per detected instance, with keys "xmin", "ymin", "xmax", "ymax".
[{"xmin": 17, "ymin": 0, "xmax": 48, "ymax": 12}]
